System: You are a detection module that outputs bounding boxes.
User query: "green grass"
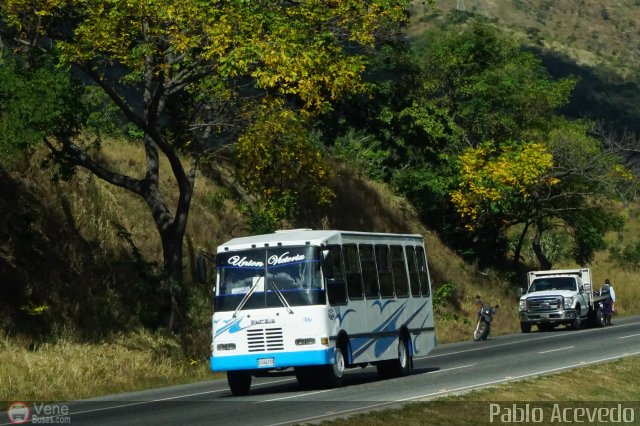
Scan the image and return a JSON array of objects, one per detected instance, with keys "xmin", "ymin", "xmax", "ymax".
[{"xmin": 322, "ymin": 354, "xmax": 640, "ymax": 425}]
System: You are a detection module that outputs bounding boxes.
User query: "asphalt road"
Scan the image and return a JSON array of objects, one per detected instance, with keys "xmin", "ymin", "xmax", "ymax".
[{"xmin": 4, "ymin": 316, "xmax": 640, "ymax": 426}]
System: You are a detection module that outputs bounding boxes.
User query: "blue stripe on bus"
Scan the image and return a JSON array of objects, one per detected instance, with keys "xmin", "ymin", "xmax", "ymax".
[{"xmin": 210, "ymin": 348, "xmax": 334, "ymax": 372}]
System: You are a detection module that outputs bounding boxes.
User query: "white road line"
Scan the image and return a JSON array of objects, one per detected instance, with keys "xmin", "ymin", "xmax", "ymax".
[
  {"xmin": 0, "ymin": 377, "xmax": 296, "ymax": 425},
  {"xmin": 260, "ymin": 388, "xmax": 334, "ymax": 402},
  {"xmin": 538, "ymin": 346, "xmax": 574, "ymax": 354},
  {"xmin": 258, "ymin": 364, "xmax": 478, "ymax": 404},
  {"xmin": 427, "ymin": 363, "xmax": 477, "ymax": 373},
  {"xmin": 618, "ymin": 333, "xmax": 640, "ymax": 340},
  {"xmin": 418, "ymin": 321, "xmax": 640, "ymax": 360}
]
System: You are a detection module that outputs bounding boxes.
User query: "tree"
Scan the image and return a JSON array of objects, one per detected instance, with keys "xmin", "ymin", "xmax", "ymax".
[
  {"xmin": 1, "ymin": 0, "xmax": 410, "ymax": 328},
  {"xmin": 385, "ymin": 23, "xmax": 576, "ymax": 263},
  {"xmin": 400, "ymin": 23, "xmax": 576, "ymax": 151},
  {"xmin": 235, "ymin": 100, "xmax": 334, "ymax": 233},
  {"xmin": 451, "ymin": 120, "xmax": 632, "ymax": 269},
  {"xmin": 0, "ymin": 51, "xmax": 83, "ymax": 167}
]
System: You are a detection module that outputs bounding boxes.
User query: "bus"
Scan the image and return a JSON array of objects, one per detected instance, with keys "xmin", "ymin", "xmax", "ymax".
[{"xmin": 206, "ymin": 229, "xmax": 436, "ymax": 395}]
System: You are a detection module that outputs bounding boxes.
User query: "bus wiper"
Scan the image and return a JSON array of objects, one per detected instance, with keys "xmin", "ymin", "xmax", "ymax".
[
  {"xmin": 232, "ymin": 276, "xmax": 264, "ymax": 318},
  {"xmin": 270, "ymin": 281, "xmax": 294, "ymax": 315}
]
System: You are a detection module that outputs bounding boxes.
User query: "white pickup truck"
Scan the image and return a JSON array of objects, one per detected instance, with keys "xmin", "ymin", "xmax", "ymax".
[{"xmin": 518, "ymin": 268, "xmax": 607, "ymax": 333}]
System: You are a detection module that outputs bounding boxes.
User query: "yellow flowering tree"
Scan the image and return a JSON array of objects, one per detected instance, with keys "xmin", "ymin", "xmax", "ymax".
[
  {"xmin": 451, "ymin": 120, "xmax": 634, "ymax": 269},
  {"xmin": 451, "ymin": 141, "xmax": 558, "ymax": 231},
  {"xmin": 235, "ymin": 101, "xmax": 334, "ymax": 232}
]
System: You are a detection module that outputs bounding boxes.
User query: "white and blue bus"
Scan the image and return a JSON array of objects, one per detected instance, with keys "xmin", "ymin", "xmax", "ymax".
[{"xmin": 208, "ymin": 229, "xmax": 436, "ymax": 395}]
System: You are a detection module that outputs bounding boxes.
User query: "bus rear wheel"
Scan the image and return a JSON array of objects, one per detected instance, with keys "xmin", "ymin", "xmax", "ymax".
[
  {"xmin": 227, "ymin": 370, "xmax": 252, "ymax": 396},
  {"xmin": 395, "ymin": 337, "xmax": 412, "ymax": 376},
  {"xmin": 377, "ymin": 337, "xmax": 412, "ymax": 378}
]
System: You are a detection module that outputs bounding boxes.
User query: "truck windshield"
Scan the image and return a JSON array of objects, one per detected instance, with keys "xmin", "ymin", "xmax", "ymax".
[
  {"xmin": 529, "ymin": 277, "xmax": 577, "ymax": 292},
  {"xmin": 214, "ymin": 246, "xmax": 325, "ymax": 312}
]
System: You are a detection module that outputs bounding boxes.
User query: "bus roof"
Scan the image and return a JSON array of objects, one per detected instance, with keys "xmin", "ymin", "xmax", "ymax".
[{"xmin": 217, "ymin": 229, "xmax": 424, "ymax": 253}]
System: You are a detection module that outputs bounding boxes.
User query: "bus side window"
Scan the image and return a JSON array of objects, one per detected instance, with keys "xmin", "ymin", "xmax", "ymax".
[
  {"xmin": 406, "ymin": 246, "xmax": 420, "ymax": 296},
  {"xmin": 344, "ymin": 244, "xmax": 364, "ymax": 299},
  {"xmin": 360, "ymin": 244, "xmax": 379, "ymax": 299},
  {"xmin": 416, "ymin": 246, "xmax": 431, "ymax": 297},
  {"xmin": 376, "ymin": 244, "xmax": 394, "ymax": 298},
  {"xmin": 326, "ymin": 245, "xmax": 347, "ymax": 305},
  {"xmin": 391, "ymin": 245, "xmax": 409, "ymax": 298}
]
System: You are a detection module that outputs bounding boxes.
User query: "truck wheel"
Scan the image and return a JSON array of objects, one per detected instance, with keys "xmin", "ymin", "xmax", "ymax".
[
  {"xmin": 571, "ymin": 309, "xmax": 581, "ymax": 330},
  {"xmin": 520, "ymin": 323, "xmax": 532, "ymax": 333}
]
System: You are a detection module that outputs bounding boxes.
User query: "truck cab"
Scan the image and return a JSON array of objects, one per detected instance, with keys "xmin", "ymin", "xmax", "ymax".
[{"xmin": 519, "ymin": 268, "xmax": 591, "ymax": 333}]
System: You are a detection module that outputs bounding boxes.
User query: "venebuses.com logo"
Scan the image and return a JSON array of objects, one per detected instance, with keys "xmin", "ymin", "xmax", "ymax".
[
  {"xmin": 7, "ymin": 402, "xmax": 30, "ymax": 424},
  {"xmin": 6, "ymin": 401, "xmax": 71, "ymax": 424}
]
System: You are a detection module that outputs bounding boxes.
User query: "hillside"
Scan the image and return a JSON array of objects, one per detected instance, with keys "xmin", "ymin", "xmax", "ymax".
[
  {"xmin": 409, "ymin": 0, "xmax": 640, "ymax": 134},
  {"xmin": 0, "ymin": 141, "xmax": 517, "ymax": 349}
]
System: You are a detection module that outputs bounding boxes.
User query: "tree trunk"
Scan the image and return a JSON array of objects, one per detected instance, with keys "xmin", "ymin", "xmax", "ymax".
[
  {"xmin": 160, "ymin": 224, "xmax": 184, "ymax": 330},
  {"xmin": 532, "ymin": 221, "xmax": 551, "ymax": 270},
  {"xmin": 513, "ymin": 221, "xmax": 530, "ymax": 269}
]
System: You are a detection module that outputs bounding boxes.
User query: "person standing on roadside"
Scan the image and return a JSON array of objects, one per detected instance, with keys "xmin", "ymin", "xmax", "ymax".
[
  {"xmin": 604, "ymin": 278, "xmax": 616, "ymax": 313},
  {"xmin": 600, "ymin": 278, "xmax": 615, "ymax": 325}
]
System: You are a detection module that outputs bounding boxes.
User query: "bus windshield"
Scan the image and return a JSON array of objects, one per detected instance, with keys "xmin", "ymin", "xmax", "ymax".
[{"xmin": 214, "ymin": 246, "xmax": 325, "ymax": 312}]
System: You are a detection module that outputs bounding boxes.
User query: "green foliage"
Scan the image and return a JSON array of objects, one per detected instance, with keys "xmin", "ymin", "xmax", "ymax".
[
  {"xmin": 331, "ymin": 129, "xmax": 390, "ymax": 181},
  {"xmin": 573, "ymin": 226, "xmax": 605, "ymax": 265},
  {"xmin": 610, "ymin": 240, "xmax": 640, "ymax": 270},
  {"xmin": 517, "ymin": 231, "xmax": 573, "ymax": 265},
  {"xmin": 409, "ymin": 23, "xmax": 576, "ymax": 149},
  {"xmin": 433, "ymin": 282, "xmax": 460, "ymax": 309},
  {"xmin": 0, "ymin": 51, "xmax": 83, "ymax": 167}
]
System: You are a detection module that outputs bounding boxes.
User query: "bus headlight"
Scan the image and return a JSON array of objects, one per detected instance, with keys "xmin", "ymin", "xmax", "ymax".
[
  {"xmin": 216, "ymin": 343, "xmax": 236, "ymax": 351},
  {"xmin": 295, "ymin": 338, "xmax": 316, "ymax": 346}
]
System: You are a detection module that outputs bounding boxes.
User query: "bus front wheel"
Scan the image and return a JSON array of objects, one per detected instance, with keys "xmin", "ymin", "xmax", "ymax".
[
  {"xmin": 227, "ymin": 370, "xmax": 252, "ymax": 396},
  {"xmin": 322, "ymin": 346, "xmax": 345, "ymax": 388}
]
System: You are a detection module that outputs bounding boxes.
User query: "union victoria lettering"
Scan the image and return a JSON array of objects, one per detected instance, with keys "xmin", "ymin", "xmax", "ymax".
[
  {"xmin": 268, "ymin": 252, "xmax": 305, "ymax": 265},
  {"xmin": 226, "ymin": 252, "xmax": 306, "ymax": 268},
  {"xmin": 227, "ymin": 256, "xmax": 264, "ymax": 267}
]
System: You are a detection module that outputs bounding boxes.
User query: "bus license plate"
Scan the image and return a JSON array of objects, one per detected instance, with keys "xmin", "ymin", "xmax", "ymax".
[{"xmin": 258, "ymin": 358, "xmax": 274, "ymax": 368}]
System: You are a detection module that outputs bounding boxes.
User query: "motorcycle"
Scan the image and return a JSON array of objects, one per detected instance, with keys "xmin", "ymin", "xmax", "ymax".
[
  {"xmin": 473, "ymin": 302, "xmax": 499, "ymax": 341},
  {"xmin": 593, "ymin": 288, "xmax": 613, "ymax": 326}
]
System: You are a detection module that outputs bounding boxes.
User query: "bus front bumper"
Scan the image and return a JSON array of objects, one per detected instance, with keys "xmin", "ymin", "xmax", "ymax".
[{"xmin": 211, "ymin": 348, "xmax": 334, "ymax": 372}]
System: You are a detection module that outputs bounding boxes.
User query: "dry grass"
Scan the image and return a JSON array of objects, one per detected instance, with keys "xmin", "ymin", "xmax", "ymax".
[
  {"xmin": 0, "ymin": 330, "xmax": 215, "ymax": 406},
  {"xmin": 21, "ymin": 139, "xmax": 246, "ymax": 285}
]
